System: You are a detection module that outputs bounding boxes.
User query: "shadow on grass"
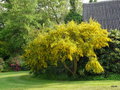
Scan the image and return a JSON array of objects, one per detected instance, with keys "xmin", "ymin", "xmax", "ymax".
[
  {"xmin": 0, "ymin": 73, "xmax": 85, "ymax": 89},
  {"xmin": 31, "ymin": 73, "xmax": 120, "ymax": 81},
  {"xmin": 0, "ymin": 72, "xmax": 120, "ymax": 89}
]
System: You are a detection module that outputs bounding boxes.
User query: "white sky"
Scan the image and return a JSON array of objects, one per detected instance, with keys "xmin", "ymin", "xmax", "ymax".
[
  {"xmin": 82, "ymin": 0, "xmax": 111, "ymax": 3},
  {"xmin": 0, "ymin": 0, "xmax": 113, "ymax": 4},
  {"xmin": 0, "ymin": 0, "xmax": 114, "ymax": 3}
]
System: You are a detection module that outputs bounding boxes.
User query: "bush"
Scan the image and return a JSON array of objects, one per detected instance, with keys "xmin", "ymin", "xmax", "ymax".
[
  {"xmin": 3, "ymin": 56, "xmax": 28, "ymax": 72},
  {"xmin": 96, "ymin": 29, "xmax": 120, "ymax": 74},
  {"xmin": 23, "ymin": 20, "xmax": 111, "ymax": 77},
  {"xmin": 64, "ymin": 0, "xmax": 82, "ymax": 24},
  {"xmin": 0, "ymin": 41, "xmax": 9, "ymax": 59},
  {"xmin": 0, "ymin": 58, "xmax": 4, "ymax": 72},
  {"xmin": 64, "ymin": 10, "xmax": 82, "ymax": 24}
]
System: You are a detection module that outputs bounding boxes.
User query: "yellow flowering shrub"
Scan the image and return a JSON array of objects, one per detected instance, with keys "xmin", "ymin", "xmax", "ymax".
[{"xmin": 23, "ymin": 19, "xmax": 111, "ymax": 76}]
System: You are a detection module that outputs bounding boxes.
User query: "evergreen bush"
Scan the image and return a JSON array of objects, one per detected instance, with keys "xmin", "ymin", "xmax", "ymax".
[{"xmin": 96, "ymin": 29, "xmax": 120, "ymax": 74}]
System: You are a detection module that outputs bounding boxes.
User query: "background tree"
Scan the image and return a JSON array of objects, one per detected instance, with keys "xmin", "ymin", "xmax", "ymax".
[
  {"xmin": 89, "ymin": 0, "xmax": 97, "ymax": 3},
  {"xmin": 37, "ymin": 0, "xmax": 70, "ymax": 25},
  {"xmin": 0, "ymin": 0, "xmax": 84, "ymax": 72},
  {"xmin": 0, "ymin": 0, "xmax": 40, "ymax": 57},
  {"xmin": 0, "ymin": 0, "xmax": 82, "ymax": 58},
  {"xmin": 64, "ymin": 0, "xmax": 82, "ymax": 23}
]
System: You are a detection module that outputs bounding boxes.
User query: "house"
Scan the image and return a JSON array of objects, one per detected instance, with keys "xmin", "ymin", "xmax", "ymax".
[{"xmin": 83, "ymin": 1, "xmax": 120, "ymax": 30}]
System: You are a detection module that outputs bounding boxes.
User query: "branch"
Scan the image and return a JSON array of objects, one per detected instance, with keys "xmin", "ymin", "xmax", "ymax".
[
  {"xmin": 51, "ymin": 6, "xmax": 60, "ymax": 24},
  {"xmin": 62, "ymin": 61, "xmax": 74, "ymax": 75}
]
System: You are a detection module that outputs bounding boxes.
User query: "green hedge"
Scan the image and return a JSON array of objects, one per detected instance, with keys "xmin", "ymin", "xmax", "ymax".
[{"xmin": 96, "ymin": 29, "xmax": 120, "ymax": 74}]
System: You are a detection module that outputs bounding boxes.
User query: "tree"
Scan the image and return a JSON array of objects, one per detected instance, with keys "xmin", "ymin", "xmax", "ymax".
[
  {"xmin": 0, "ymin": 0, "xmax": 75, "ymax": 58},
  {"xmin": 0, "ymin": 0, "xmax": 40, "ymax": 56},
  {"xmin": 64, "ymin": 0, "xmax": 82, "ymax": 23},
  {"xmin": 37, "ymin": 0, "xmax": 82, "ymax": 24},
  {"xmin": 23, "ymin": 19, "xmax": 111, "ymax": 77},
  {"xmin": 37, "ymin": 0, "xmax": 70, "ymax": 24},
  {"xmin": 89, "ymin": 0, "xmax": 97, "ymax": 3}
]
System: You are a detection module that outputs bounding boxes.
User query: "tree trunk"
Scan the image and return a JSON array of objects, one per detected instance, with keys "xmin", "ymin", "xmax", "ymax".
[
  {"xmin": 62, "ymin": 62, "xmax": 74, "ymax": 75},
  {"xmin": 62, "ymin": 59, "xmax": 78, "ymax": 78},
  {"xmin": 70, "ymin": 0, "xmax": 76, "ymax": 12},
  {"xmin": 51, "ymin": 6, "xmax": 60, "ymax": 24},
  {"xmin": 73, "ymin": 59, "xmax": 77, "ymax": 77}
]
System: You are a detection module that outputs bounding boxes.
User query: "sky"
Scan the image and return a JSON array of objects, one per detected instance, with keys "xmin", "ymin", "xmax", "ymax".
[
  {"xmin": 82, "ymin": 0, "xmax": 111, "ymax": 3},
  {"xmin": 0, "ymin": 0, "xmax": 113, "ymax": 4},
  {"xmin": 0, "ymin": 0, "xmax": 114, "ymax": 3}
]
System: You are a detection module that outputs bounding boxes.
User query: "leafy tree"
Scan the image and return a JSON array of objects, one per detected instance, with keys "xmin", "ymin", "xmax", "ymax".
[
  {"xmin": 89, "ymin": 0, "xmax": 93, "ymax": 2},
  {"xmin": 64, "ymin": 0, "xmax": 82, "ymax": 23},
  {"xmin": 0, "ymin": 41, "xmax": 9, "ymax": 58},
  {"xmin": 89, "ymin": 0, "xmax": 97, "ymax": 3},
  {"xmin": 37, "ymin": 0, "xmax": 70, "ymax": 24},
  {"xmin": 0, "ymin": 0, "xmax": 40, "ymax": 56},
  {"xmin": 23, "ymin": 20, "xmax": 111, "ymax": 77},
  {"xmin": 0, "ymin": 0, "xmax": 75, "ymax": 58}
]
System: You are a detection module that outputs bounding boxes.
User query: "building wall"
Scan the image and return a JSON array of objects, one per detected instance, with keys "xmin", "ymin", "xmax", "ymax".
[{"xmin": 83, "ymin": 1, "xmax": 120, "ymax": 30}]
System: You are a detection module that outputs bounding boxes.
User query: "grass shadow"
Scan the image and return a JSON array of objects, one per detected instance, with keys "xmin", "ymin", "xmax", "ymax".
[{"xmin": 0, "ymin": 71, "xmax": 120, "ymax": 90}]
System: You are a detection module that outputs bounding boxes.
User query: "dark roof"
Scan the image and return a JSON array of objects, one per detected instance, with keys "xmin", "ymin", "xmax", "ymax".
[{"xmin": 83, "ymin": 1, "xmax": 120, "ymax": 30}]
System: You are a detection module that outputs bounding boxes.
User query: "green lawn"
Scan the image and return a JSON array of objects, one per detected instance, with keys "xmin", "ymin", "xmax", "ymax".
[{"xmin": 0, "ymin": 71, "xmax": 120, "ymax": 90}]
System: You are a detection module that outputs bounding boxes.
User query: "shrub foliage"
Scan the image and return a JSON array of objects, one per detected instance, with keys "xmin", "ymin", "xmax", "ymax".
[
  {"xmin": 64, "ymin": 10, "xmax": 82, "ymax": 24},
  {"xmin": 64, "ymin": 0, "xmax": 82, "ymax": 24},
  {"xmin": 23, "ymin": 20, "xmax": 111, "ymax": 77},
  {"xmin": 97, "ymin": 29, "xmax": 120, "ymax": 74}
]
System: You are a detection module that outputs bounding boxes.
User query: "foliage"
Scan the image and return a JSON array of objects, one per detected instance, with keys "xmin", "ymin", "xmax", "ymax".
[
  {"xmin": 0, "ymin": 0, "xmax": 40, "ymax": 55},
  {"xmin": 89, "ymin": 0, "xmax": 97, "ymax": 3},
  {"xmin": 1, "ymin": 0, "xmax": 72, "ymax": 25},
  {"xmin": 96, "ymin": 29, "xmax": 120, "ymax": 74},
  {"xmin": 23, "ymin": 20, "xmax": 111, "ymax": 77},
  {"xmin": 0, "ymin": 0, "xmax": 80, "ymax": 57},
  {"xmin": 64, "ymin": 10, "xmax": 82, "ymax": 24},
  {"xmin": 64, "ymin": 0, "xmax": 82, "ymax": 23},
  {"xmin": 37, "ymin": 0, "xmax": 70, "ymax": 24},
  {"xmin": 3, "ymin": 56, "xmax": 27, "ymax": 71},
  {"xmin": 37, "ymin": 72, "xmax": 120, "ymax": 81},
  {"xmin": 0, "ymin": 41, "xmax": 9, "ymax": 58},
  {"xmin": 0, "ymin": 0, "xmax": 83, "ymax": 72},
  {"xmin": 37, "ymin": 0, "xmax": 82, "ymax": 24},
  {"xmin": 0, "ymin": 58, "xmax": 4, "ymax": 72}
]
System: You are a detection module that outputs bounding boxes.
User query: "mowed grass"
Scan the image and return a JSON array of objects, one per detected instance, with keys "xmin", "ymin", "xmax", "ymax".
[{"xmin": 0, "ymin": 71, "xmax": 120, "ymax": 90}]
